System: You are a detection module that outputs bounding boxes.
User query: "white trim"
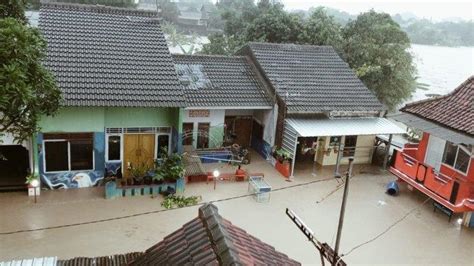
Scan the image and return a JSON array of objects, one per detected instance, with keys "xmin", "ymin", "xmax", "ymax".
[
  {"xmin": 105, "ymin": 134, "xmax": 122, "ymax": 162},
  {"xmin": 155, "ymin": 133, "xmax": 172, "ymax": 159},
  {"xmin": 43, "ymin": 138, "xmax": 95, "ymax": 173},
  {"xmin": 185, "ymin": 106, "xmax": 272, "ymax": 110}
]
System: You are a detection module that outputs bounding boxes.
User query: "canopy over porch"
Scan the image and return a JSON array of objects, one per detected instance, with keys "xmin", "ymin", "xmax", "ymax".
[{"xmin": 283, "ymin": 117, "xmax": 405, "ymax": 177}]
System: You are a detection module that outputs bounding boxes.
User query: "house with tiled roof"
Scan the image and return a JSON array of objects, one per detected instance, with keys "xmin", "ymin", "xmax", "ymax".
[
  {"xmin": 32, "ymin": 2, "xmax": 185, "ymax": 189},
  {"xmin": 173, "ymin": 54, "xmax": 275, "ymax": 155},
  {"xmin": 389, "ymin": 76, "xmax": 473, "ymax": 227},
  {"xmin": 9, "ymin": 204, "xmax": 298, "ymax": 265},
  {"xmin": 237, "ymin": 42, "xmax": 404, "ymax": 177}
]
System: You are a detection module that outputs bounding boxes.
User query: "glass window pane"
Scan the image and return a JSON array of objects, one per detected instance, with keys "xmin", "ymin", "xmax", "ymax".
[
  {"xmin": 108, "ymin": 136, "xmax": 121, "ymax": 161},
  {"xmin": 455, "ymin": 147, "xmax": 469, "ymax": 173},
  {"xmin": 442, "ymin": 142, "xmax": 457, "ymax": 167},
  {"xmin": 70, "ymin": 139, "xmax": 93, "ymax": 170},
  {"xmin": 157, "ymin": 135, "xmax": 170, "ymax": 158},
  {"xmin": 343, "ymin": 136, "xmax": 357, "ymax": 157},
  {"xmin": 45, "ymin": 141, "xmax": 69, "ymax": 172}
]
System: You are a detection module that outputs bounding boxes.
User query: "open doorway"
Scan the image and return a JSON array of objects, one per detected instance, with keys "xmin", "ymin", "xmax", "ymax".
[{"xmin": 0, "ymin": 145, "xmax": 29, "ymax": 190}]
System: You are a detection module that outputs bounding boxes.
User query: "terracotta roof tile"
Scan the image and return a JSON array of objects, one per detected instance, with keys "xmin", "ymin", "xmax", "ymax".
[{"xmin": 401, "ymin": 76, "xmax": 473, "ymax": 135}]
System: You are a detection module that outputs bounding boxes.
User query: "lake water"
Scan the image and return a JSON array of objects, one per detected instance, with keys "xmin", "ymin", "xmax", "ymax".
[{"xmin": 409, "ymin": 44, "xmax": 474, "ymax": 102}]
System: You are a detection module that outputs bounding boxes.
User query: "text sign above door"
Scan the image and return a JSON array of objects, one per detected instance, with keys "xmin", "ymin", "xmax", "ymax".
[{"xmin": 189, "ymin": 110, "xmax": 210, "ymax": 118}]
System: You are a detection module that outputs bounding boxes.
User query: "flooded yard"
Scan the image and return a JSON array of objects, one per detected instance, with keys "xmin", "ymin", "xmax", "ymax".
[{"xmin": 0, "ymin": 155, "xmax": 473, "ymax": 265}]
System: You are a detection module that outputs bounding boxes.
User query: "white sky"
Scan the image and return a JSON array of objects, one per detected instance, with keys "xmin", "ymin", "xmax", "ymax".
[{"xmin": 280, "ymin": 0, "xmax": 474, "ymax": 21}]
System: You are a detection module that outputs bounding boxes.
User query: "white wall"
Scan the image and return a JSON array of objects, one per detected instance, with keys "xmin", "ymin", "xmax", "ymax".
[
  {"xmin": 315, "ymin": 135, "xmax": 376, "ymax": 166},
  {"xmin": 253, "ymin": 105, "xmax": 277, "ymax": 146},
  {"xmin": 183, "ymin": 109, "xmax": 225, "ymax": 148}
]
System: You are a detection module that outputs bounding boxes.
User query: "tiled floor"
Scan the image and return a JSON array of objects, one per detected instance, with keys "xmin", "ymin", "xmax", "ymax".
[{"xmin": 0, "ymin": 152, "xmax": 473, "ymax": 265}]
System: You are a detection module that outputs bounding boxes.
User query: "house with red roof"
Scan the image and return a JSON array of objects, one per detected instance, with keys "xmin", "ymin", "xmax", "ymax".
[{"xmin": 390, "ymin": 76, "xmax": 473, "ymax": 227}]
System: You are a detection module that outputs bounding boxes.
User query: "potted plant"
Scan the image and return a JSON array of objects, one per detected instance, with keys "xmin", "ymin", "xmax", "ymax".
[
  {"xmin": 154, "ymin": 151, "xmax": 185, "ymax": 183},
  {"xmin": 129, "ymin": 162, "xmax": 148, "ymax": 185},
  {"xmin": 273, "ymin": 148, "xmax": 292, "ymax": 178}
]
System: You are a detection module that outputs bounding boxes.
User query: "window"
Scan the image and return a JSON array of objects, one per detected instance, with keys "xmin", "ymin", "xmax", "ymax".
[
  {"xmin": 443, "ymin": 142, "xmax": 471, "ymax": 173},
  {"xmin": 157, "ymin": 134, "xmax": 170, "ymax": 158},
  {"xmin": 107, "ymin": 135, "xmax": 121, "ymax": 161},
  {"xmin": 70, "ymin": 139, "xmax": 93, "ymax": 170},
  {"xmin": 45, "ymin": 141, "xmax": 68, "ymax": 172},
  {"xmin": 44, "ymin": 133, "xmax": 94, "ymax": 172},
  {"xmin": 343, "ymin": 136, "xmax": 357, "ymax": 157}
]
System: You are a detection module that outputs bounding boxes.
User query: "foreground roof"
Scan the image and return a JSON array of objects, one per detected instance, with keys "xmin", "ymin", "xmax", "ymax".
[
  {"xmin": 39, "ymin": 3, "xmax": 184, "ymax": 107},
  {"xmin": 130, "ymin": 204, "xmax": 300, "ymax": 265},
  {"xmin": 240, "ymin": 42, "xmax": 385, "ymax": 113},
  {"xmin": 173, "ymin": 54, "xmax": 272, "ymax": 108},
  {"xmin": 400, "ymin": 76, "xmax": 473, "ymax": 136}
]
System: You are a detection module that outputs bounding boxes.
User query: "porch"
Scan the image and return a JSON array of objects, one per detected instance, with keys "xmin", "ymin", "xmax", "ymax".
[{"xmin": 390, "ymin": 143, "xmax": 474, "ymax": 214}]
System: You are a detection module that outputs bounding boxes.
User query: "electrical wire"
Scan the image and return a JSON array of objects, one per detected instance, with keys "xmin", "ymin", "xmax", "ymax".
[
  {"xmin": 0, "ymin": 176, "xmax": 336, "ymax": 236},
  {"xmin": 337, "ymin": 156, "xmax": 471, "ymax": 261}
]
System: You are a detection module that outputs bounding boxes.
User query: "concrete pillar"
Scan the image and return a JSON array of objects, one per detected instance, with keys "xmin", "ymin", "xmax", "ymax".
[{"xmin": 383, "ymin": 134, "xmax": 393, "ymax": 170}]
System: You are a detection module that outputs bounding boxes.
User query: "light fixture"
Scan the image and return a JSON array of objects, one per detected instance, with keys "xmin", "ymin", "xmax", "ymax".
[
  {"xmin": 31, "ymin": 179, "xmax": 39, "ymax": 188},
  {"xmin": 213, "ymin": 169, "xmax": 220, "ymax": 178}
]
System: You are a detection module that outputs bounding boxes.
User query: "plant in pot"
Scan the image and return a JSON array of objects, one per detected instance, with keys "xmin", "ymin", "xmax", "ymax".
[
  {"xmin": 274, "ymin": 148, "xmax": 292, "ymax": 164},
  {"xmin": 129, "ymin": 162, "xmax": 148, "ymax": 185},
  {"xmin": 155, "ymin": 150, "xmax": 185, "ymax": 183}
]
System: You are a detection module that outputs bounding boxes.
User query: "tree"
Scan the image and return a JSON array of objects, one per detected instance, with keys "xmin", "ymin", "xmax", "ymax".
[
  {"xmin": 200, "ymin": 33, "xmax": 243, "ymax": 56},
  {"xmin": 343, "ymin": 10, "xmax": 416, "ymax": 110},
  {"xmin": 157, "ymin": 0, "xmax": 179, "ymax": 22},
  {"xmin": 1, "ymin": 8, "xmax": 61, "ymax": 142},
  {"xmin": 244, "ymin": 5, "xmax": 303, "ymax": 43},
  {"xmin": 161, "ymin": 21, "xmax": 200, "ymax": 54},
  {"xmin": 1, "ymin": 0, "xmax": 27, "ymax": 23},
  {"xmin": 299, "ymin": 7, "xmax": 344, "ymax": 52}
]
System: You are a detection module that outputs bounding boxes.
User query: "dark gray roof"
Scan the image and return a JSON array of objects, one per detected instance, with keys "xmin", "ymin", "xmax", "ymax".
[
  {"xmin": 39, "ymin": 3, "xmax": 185, "ymax": 107},
  {"xmin": 173, "ymin": 54, "xmax": 272, "ymax": 108},
  {"xmin": 240, "ymin": 42, "xmax": 385, "ymax": 113}
]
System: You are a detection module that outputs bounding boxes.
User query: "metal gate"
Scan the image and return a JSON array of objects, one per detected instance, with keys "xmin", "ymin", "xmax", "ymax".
[{"xmin": 282, "ymin": 120, "xmax": 299, "ymax": 177}]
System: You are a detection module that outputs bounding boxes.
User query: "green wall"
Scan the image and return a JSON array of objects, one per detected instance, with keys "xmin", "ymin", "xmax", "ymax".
[
  {"xmin": 209, "ymin": 125, "xmax": 225, "ymax": 148},
  {"xmin": 40, "ymin": 107, "xmax": 180, "ymax": 132},
  {"xmin": 39, "ymin": 107, "xmax": 105, "ymax": 132}
]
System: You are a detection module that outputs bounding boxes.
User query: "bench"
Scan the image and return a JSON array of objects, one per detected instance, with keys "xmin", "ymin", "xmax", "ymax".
[{"xmin": 433, "ymin": 201, "xmax": 453, "ymax": 222}]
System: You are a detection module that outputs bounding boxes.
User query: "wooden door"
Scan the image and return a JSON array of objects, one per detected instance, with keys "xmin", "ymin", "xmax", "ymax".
[
  {"xmin": 123, "ymin": 134, "xmax": 155, "ymax": 178},
  {"xmin": 234, "ymin": 117, "xmax": 252, "ymax": 147},
  {"xmin": 197, "ymin": 123, "xmax": 210, "ymax": 149},
  {"xmin": 182, "ymin": 123, "xmax": 194, "ymax": 146}
]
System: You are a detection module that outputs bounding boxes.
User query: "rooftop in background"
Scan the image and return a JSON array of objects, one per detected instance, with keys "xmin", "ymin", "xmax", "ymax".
[
  {"xmin": 39, "ymin": 2, "xmax": 184, "ymax": 108},
  {"xmin": 54, "ymin": 204, "xmax": 300, "ymax": 265},
  {"xmin": 173, "ymin": 54, "xmax": 272, "ymax": 109},
  {"xmin": 239, "ymin": 42, "xmax": 385, "ymax": 114},
  {"xmin": 129, "ymin": 203, "xmax": 300, "ymax": 265},
  {"xmin": 401, "ymin": 76, "xmax": 473, "ymax": 136}
]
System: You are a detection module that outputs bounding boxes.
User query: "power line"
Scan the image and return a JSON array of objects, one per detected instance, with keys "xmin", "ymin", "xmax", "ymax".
[
  {"xmin": 338, "ymin": 156, "xmax": 471, "ymax": 261},
  {"xmin": 0, "ymin": 177, "xmax": 336, "ymax": 236}
]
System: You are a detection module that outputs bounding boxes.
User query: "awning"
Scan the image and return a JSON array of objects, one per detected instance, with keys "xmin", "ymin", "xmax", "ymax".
[
  {"xmin": 285, "ymin": 117, "xmax": 405, "ymax": 137},
  {"xmin": 389, "ymin": 112, "xmax": 474, "ymax": 145}
]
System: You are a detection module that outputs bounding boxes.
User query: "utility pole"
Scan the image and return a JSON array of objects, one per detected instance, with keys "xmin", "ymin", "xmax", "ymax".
[{"xmin": 333, "ymin": 157, "xmax": 354, "ymax": 265}]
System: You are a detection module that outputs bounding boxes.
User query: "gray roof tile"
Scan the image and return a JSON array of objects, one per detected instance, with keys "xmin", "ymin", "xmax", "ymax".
[
  {"xmin": 173, "ymin": 54, "xmax": 272, "ymax": 108},
  {"xmin": 241, "ymin": 42, "xmax": 385, "ymax": 113},
  {"xmin": 39, "ymin": 3, "xmax": 185, "ymax": 107}
]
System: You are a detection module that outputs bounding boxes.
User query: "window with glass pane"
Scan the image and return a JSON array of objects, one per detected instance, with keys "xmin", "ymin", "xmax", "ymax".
[
  {"xmin": 157, "ymin": 135, "xmax": 170, "ymax": 158},
  {"xmin": 442, "ymin": 141, "xmax": 457, "ymax": 167},
  {"xmin": 70, "ymin": 139, "xmax": 93, "ymax": 170},
  {"xmin": 108, "ymin": 135, "xmax": 121, "ymax": 161},
  {"xmin": 343, "ymin": 136, "xmax": 357, "ymax": 157},
  {"xmin": 455, "ymin": 146, "xmax": 469, "ymax": 173},
  {"xmin": 45, "ymin": 141, "xmax": 69, "ymax": 172}
]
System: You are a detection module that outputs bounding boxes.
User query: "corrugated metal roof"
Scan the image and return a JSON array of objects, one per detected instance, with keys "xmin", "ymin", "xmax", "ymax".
[
  {"xmin": 389, "ymin": 112, "xmax": 474, "ymax": 145},
  {"xmin": 0, "ymin": 257, "xmax": 57, "ymax": 266},
  {"xmin": 286, "ymin": 117, "xmax": 405, "ymax": 137}
]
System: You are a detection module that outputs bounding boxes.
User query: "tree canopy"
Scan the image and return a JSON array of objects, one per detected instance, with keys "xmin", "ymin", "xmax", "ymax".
[
  {"xmin": 1, "ymin": 1, "xmax": 61, "ymax": 142},
  {"xmin": 200, "ymin": 2, "xmax": 416, "ymax": 110}
]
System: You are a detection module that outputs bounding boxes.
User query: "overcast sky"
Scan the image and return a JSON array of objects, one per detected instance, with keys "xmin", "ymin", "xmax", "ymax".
[{"xmin": 280, "ymin": 0, "xmax": 474, "ymax": 21}]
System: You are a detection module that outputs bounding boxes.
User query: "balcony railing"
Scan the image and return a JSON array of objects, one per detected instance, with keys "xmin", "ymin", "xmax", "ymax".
[{"xmin": 390, "ymin": 147, "xmax": 474, "ymax": 213}]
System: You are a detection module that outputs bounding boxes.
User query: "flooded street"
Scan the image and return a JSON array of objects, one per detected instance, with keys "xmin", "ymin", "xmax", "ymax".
[{"xmin": 1, "ymin": 156, "xmax": 473, "ymax": 265}]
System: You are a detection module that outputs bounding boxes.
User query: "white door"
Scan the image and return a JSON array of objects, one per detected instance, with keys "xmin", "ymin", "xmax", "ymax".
[{"xmin": 425, "ymin": 135, "xmax": 446, "ymax": 171}]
